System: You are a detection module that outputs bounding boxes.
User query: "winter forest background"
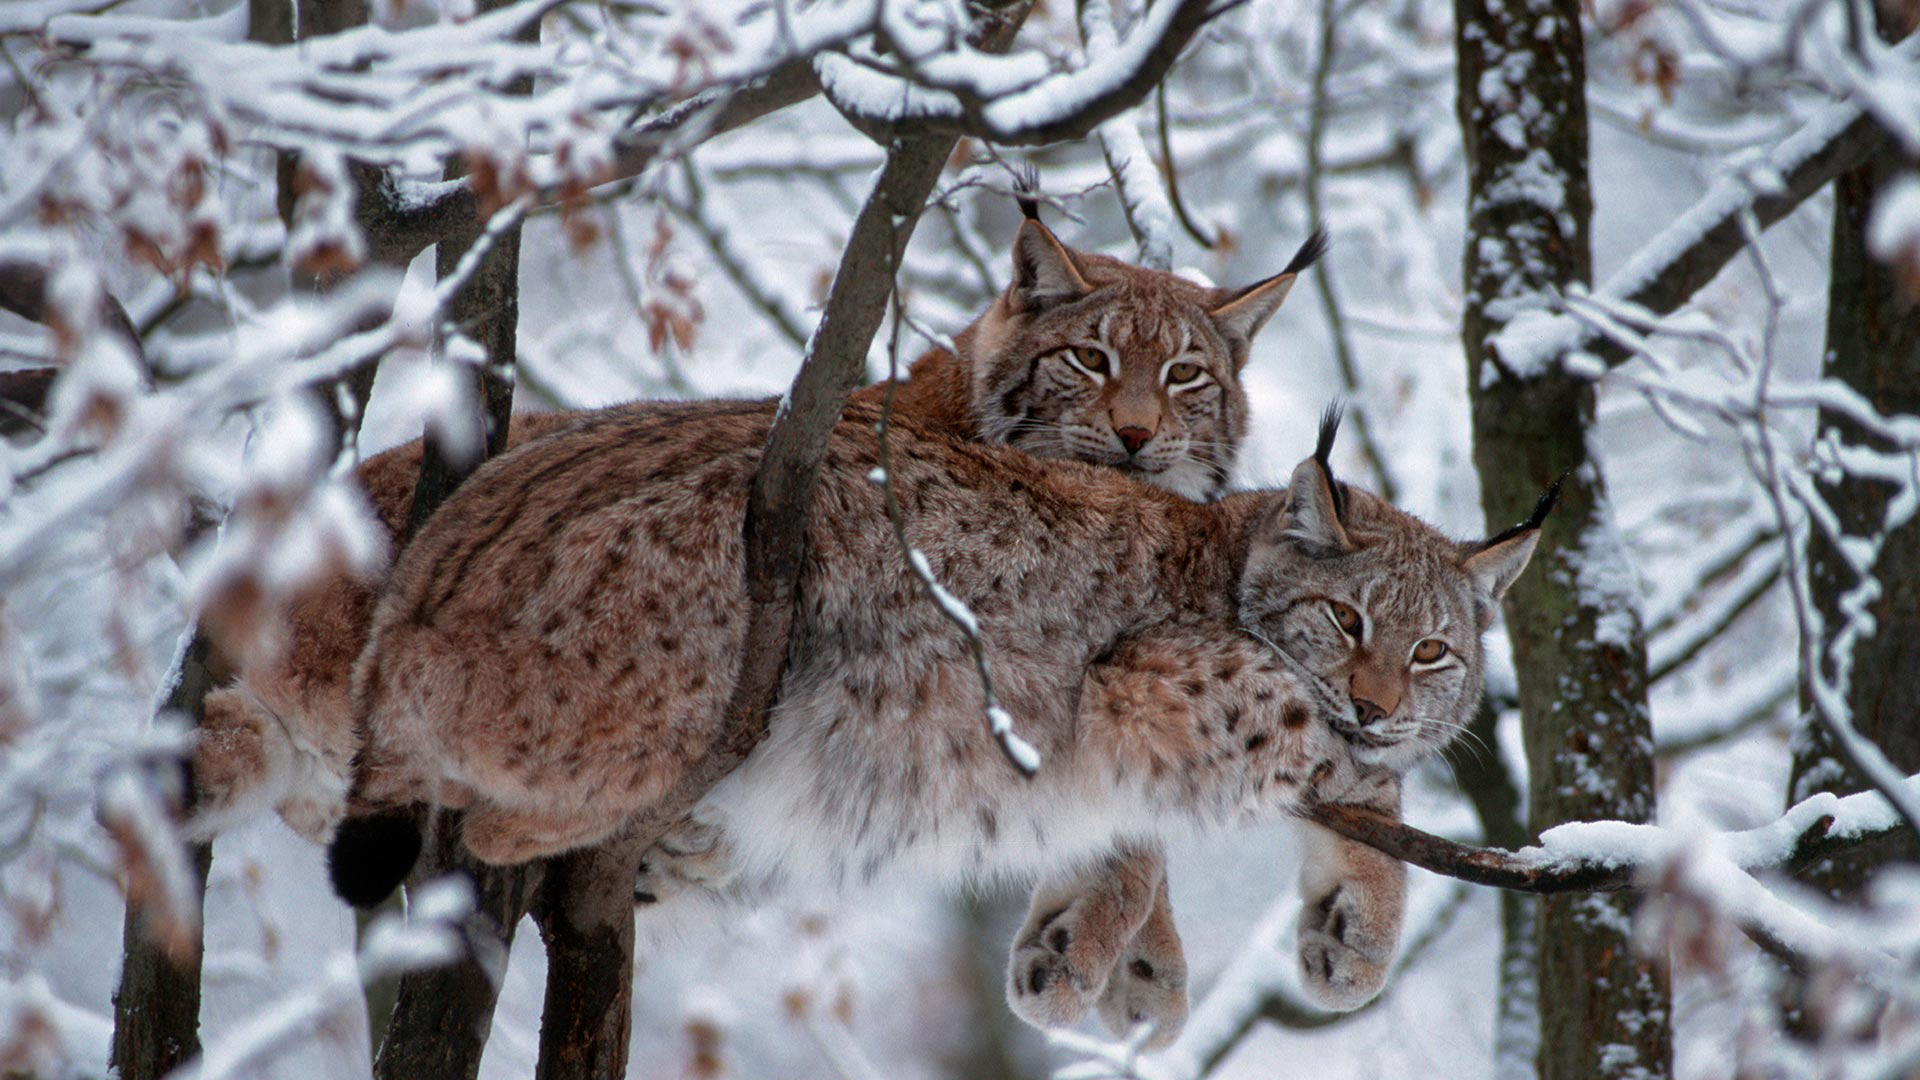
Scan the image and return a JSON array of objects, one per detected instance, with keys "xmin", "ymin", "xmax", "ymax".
[{"xmin": 2, "ymin": 0, "xmax": 1919, "ymax": 1077}]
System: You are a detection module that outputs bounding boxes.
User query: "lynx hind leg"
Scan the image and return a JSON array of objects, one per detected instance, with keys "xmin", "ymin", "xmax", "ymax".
[
  {"xmin": 1295, "ymin": 820, "xmax": 1406, "ymax": 1011},
  {"xmin": 633, "ymin": 819, "xmax": 737, "ymax": 906},
  {"xmin": 1007, "ymin": 845, "xmax": 1162, "ymax": 1032},
  {"xmin": 1095, "ymin": 861, "xmax": 1189, "ymax": 1049}
]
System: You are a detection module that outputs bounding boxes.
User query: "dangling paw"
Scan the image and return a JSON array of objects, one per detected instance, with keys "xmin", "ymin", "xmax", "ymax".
[
  {"xmin": 633, "ymin": 820, "xmax": 735, "ymax": 906},
  {"xmin": 1095, "ymin": 885, "xmax": 1188, "ymax": 1048},
  {"xmin": 1296, "ymin": 882, "xmax": 1393, "ymax": 1010},
  {"xmin": 1006, "ymin": 847, "xmax": 1165, "ymax": 1033},
  {"xmin": 1007, "ymin": 901, "xmax": 1119, "ymax": 1029}
]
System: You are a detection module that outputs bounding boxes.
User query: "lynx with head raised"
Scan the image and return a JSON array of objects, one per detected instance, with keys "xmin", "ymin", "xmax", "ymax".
[{"xmin": 886, "ymin": 205, "xmax": 1326, "ymax": 500}]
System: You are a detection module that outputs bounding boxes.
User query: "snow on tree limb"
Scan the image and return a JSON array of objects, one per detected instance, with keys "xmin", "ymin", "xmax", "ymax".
[
  {"xmin": 1489, "ymin": 102, "xmax": 1897, "ymax": 378},
  {"xmin": 819, "ymin": 0, "xmax": 1220, "ymax": 146},
  {"xmin": 1299, "ymin": 774, "xmax": 1920, "ymax": 896}
]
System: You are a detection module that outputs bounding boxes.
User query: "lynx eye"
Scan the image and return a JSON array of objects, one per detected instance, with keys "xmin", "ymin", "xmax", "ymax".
[
  {"xmin": 1166, "ymin": 361, "xmax": 1202, "ymax": 385},
  {"xmin": 1327, "ymin": 600, "xmax": 1362, "ymax": 638},
  {"xmin": 1412, "ymin": 639, "xmax": 1449, "ymax": 664},
  {"xmin": 1070, "ymin": 346, "xmax": 1111, "ymax": 377}
]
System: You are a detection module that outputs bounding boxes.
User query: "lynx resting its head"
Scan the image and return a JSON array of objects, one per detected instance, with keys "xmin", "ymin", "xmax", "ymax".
[
  {"xmin": 1243, "ymin": 410, "xmax": 1562, "ymax": 773},
  {"xmin": 958, "ymin": 211, "xmax": 1326, "ymax": 500}
]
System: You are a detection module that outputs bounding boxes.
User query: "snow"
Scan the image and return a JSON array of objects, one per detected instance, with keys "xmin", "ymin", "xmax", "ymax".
[
  {"xmin": 1867, "ymin": 174, "xmax": 1920, "ymax": 265},
  {"xmin": 6, "ymin": 1, "xmax": 1919, "ymax": 1078},
  {"xmin": 1490, "ymin": 99, "xmax": 1867, "ymax": 377}
]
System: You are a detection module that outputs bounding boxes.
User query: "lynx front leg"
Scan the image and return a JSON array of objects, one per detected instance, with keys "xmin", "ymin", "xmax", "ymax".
[
  {"xmin": 1295, "ymin": 776, "xmax": 1407, "ymax": 1010},
  {"xmin": 1094, "ymin": 860, "xmax": 1189, "ymax": 1048},
  {"xmin": 1007, "ymin": 844, "xmax": 1161, "ymax": 1032}
]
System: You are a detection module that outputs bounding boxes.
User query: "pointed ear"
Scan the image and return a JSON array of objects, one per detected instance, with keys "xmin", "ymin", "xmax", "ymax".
[
  {"xmin": 1268, "ymin": 405, "xmax": 1352, "ymax": 555},
  {"xmin": 1010, "ymin": 218, "xmax": 1092, "ymax": 313},
  {"xmin": 1207, "ymin": 228, "xmax": 1326, "ymax": 364},
  {"xmin": 1208, "ymin": 273, "xmax": 1300, "ymax": 352},
  {"xmin": 1463, "ymin": 473, "xmax": 1565, "ymax": 628}
]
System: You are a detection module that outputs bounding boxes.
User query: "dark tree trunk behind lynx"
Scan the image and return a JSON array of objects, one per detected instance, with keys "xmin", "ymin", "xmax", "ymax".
[
  {"xmin": 1786, "ymin": 1, "xmax": 1920, "ymax": 899},
  {"xmin": 1455, "ymin": 0, "xmax": 1673, "ymax": 1077},
  {"xmin": 110, "ymin": 630, "xmax": 215, "ymax": 1080},
  {"xmin": 374, "ymin": 3, "xmax": 540, "ymax": 1071}
]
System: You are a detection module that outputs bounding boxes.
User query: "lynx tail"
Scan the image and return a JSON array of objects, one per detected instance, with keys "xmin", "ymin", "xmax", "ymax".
[{"xmin": 327, "ymin": 810, "xmax": 422, "ymax": 908}]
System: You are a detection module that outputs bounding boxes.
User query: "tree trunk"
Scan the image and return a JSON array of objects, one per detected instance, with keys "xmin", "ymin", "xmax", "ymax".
[
  {"xmin": 1785, "ymin": 31, "xmax": 1920, "ymax": 898},
  {"xmin": 110, "ymin": 636, "xmax": 215, "ymax": 1080},
  {"xmin": 530, "ymin": 841, "xmax": 647, "ymax": 1080},
  {"xmin": 372, "ymin": 813, "xmax": 545, "ymax": 1080},
  {"xmin": 372, "ymin": 3, "xmax": 534, "ymax": 1065},
  {"xmin": 1455, "ymin": 1, "xmax": 1672, "ymax": 1078}
]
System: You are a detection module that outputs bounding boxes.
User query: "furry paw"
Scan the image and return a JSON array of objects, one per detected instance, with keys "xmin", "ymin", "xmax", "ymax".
[
  {"xmin": 1095, "ymin": 918, "xmax": 1188, "ymax": 1048},
  {"xmin": 633, "ymin": 821, "xmax": 734, "ymax": 906},
  {"xmin": 1296, "ymin": 884, "xmax": 1392, "ymax": 1011},
  {"xmin": 1007, "ymin": 905, "xmax": 1110, "ymax": 1029}
]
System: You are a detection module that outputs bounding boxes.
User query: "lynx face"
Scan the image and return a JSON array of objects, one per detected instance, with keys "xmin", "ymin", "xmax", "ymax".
[
  {"xmin": 1237, "ymin": 415, "xmax": 1548, "ymax": 773},
  {"xmin": 967, "ymin": 220, "xmax": 1323, "ymax": 501}
]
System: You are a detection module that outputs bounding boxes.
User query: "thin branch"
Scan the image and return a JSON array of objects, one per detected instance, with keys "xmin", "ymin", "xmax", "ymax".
[
  {"xmin": 875, "ymin": 270, "xmax": 1037, "ymax": 775},
  {"xmin": 1153, "ymin": 83, "xmax": 1215, "ymax": 249},
  {"xmin": 1082, "ymin": 0, "xmax": 1175, "ymax": 270},
  {"xmin": 1298, "ymin": 776, "xmax": 1920, "ymax": 895},
  {"xmin": 1489, "ymin": 103, "xmax": 1899, "ymax": 377},
  {"xmin": 669, "ymin": 162, "xmax": 812, "ymax": 349},
  {"xmin": 1301, "ymin": 0, "xmax": 1395, "ymax": 501},
  {"xmin": 1647, "ymin": 549, "xmax": 1783, "ymax": 683}
]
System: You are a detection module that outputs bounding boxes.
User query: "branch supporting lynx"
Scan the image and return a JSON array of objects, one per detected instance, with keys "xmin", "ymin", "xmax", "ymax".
[{"xmin": 1298, "ymin": 788, "xmax": 1915, "ymax": 895}]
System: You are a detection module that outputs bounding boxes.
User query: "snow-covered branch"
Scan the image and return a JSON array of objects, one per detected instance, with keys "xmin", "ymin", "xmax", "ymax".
[
  {"xmin": 819, "ymin": 0, "xmax": 1222, "ymax": 147},
  {"xmin": 1300, "ymin": 776, "xmax": 1920, "ymax": 896},
  {"xmin": 1490, "ymin": 102, "xmax": 1897, "ymax": 378}
]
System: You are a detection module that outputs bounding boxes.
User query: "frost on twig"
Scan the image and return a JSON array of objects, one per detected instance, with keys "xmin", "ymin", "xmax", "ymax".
[{"xmin": 872, "ymin": 286, "xmax": 1040, "ymax": 778}]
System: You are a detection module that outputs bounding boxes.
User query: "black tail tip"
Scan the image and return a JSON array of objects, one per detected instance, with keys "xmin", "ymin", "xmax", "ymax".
[{"xmin": 328, "ymin": 810, "xmax": 422, "ymax": 908}]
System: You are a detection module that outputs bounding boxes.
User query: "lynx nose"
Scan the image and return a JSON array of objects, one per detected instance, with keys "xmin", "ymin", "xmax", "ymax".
[
  {"xmin": 1115, "ymin": 426, "xmax": 1154, "ymax": 455},
  {"xmin": 1352, "ymin": 697, "xmax": 1390, "ymax": 726}
]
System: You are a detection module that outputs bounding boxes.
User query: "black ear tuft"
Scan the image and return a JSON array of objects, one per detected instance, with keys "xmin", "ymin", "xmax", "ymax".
[
  {"xmin": 1315, "ymin": 402, "xmax": 1348, "ymax": 521},
  {"xmin": 1479, "ymin": 469, "xmax": 1570, "ymax": 550},
  {"xmin": 1282, "ymin": 226, "xmax": 1330, "ymax": 278},
  {"xmin": 328, "ymin": 810, "xmax": 422, "ymax": 908},
  {"xmin": 1014, "ymin": 163, "xmax": 1042, "ymax": 221}
]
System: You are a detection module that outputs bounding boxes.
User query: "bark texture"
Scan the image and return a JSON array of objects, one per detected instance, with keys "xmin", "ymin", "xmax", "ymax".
[{"xmin": 1454, "ymin": 0, "xmax": 1671, "ymax": 1077}]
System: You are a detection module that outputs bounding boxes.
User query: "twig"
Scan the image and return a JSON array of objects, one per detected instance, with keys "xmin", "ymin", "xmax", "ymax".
[
  {"xmin": 1301, "ymin": 0, "xmax": 1395, "ymax": 501},
  {"xmin": 670, "ymin": 161, "xmax": 812, "ymax": 349},
  {"xmin": 1737, "ymin": 209, "xmax": 1920, "ymax": 842},
  {"xmin": 1153, "ymin": 83, "xmax": 1215, "ymax": 249},
  {"xmin": 874, "ymin": 268, "xmax": 1038, "ymax": 776}
]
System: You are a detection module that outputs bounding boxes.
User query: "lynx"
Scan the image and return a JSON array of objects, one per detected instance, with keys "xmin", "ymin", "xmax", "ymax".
[
  {"xmin": 187, "ymin": 208, "xmax": 1326, "ymax": 1042},
  {"xmin": 332, "ymin": 404, "xmax": 1548, "ymax": 1042}
]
